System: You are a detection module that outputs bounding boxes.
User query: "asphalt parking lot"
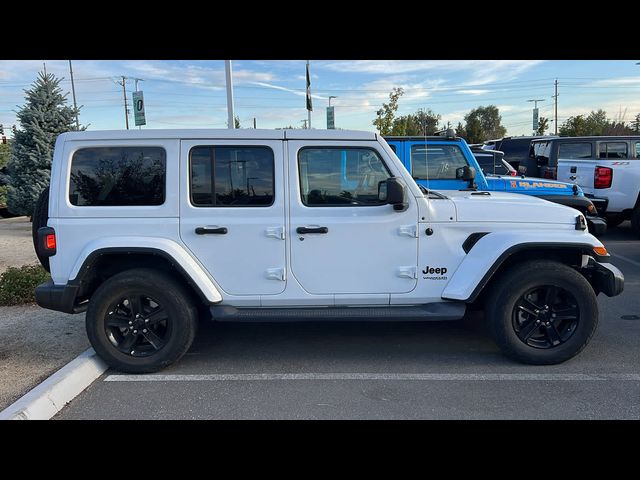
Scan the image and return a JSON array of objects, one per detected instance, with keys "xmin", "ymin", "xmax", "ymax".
[{"xmin": 55, "ymin": 223, "xmax": 640, "ymax": 420}]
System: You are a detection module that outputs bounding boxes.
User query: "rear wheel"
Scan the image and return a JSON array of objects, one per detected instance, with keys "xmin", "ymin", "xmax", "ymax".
[
  {"xmin": 485, "ymin": 260, "xmax": 598, "ymax": 365},
  {"xmin": 606, "ymin": 213, "xmax": 625, "ymax": 229},
  {"xmin": 630, "ymin": 207, "xmax": 640, "ymax": 237},
  {"xmin": 86, "ymin": 268, "xmax": 198, "ymax": 373},
  {"xmin": 31, "ymin": 187, "xmax": 50, "ymax": 272}
]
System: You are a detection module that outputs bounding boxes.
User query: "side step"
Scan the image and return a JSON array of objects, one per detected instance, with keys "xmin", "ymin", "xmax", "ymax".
[{"xmin": 210, "ymin": 303, "xmax": 466, "ymax": 322}]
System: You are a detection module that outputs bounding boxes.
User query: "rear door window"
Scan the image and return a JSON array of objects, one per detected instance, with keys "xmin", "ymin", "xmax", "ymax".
[{"xmin": 558, "ymin": 142, "xmax": 592, "ymax": 159}]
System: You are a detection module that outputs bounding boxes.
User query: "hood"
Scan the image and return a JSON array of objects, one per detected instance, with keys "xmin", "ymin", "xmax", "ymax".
[
  {"xmin": 485, "ymin": 175, "xmax": 583, "ymax": 196},
  {"xmin": 444, "ymin": 190, "xmax": 582, "ymax": 224}
]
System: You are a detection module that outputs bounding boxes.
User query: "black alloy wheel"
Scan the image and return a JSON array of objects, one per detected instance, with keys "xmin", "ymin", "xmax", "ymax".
[
  {"xmin": 105, "ymin": 295, "xmax": 171, "ymax": 357},
  {"xmin": 512, "ymin": 285, "xmax": 580, "ymax": 349}
]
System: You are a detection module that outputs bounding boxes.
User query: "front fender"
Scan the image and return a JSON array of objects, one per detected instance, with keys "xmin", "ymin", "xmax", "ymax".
[
  {"xmin": 69, "ymin": 236, "xmax": 223, "ymax": 303},
  {"xmin": 441, "ymin": 230, "xmax": 604, "ymax": 302}
]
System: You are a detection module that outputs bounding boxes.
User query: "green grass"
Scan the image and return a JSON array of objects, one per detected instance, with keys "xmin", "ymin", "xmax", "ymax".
[{"xmin": 0, "ymin": 265, "xmax": 50, "ymax": 306}]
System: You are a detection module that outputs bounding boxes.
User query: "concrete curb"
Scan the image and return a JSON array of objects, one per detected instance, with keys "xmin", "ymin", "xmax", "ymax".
[{"xmin": 0, "ymin": 348, "xmax": 108, "ymax": 420}]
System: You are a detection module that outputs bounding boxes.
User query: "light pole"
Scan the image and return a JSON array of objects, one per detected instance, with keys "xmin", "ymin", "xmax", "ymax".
[{"xmin": 528, "ymin": 99, "xmax": 545, "ymax": 135}]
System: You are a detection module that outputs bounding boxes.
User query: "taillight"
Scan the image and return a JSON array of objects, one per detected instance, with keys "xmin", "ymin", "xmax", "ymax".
[
  {"xmin": 594, "ymin": 166, "xmax": 613, "ymax": 189},
  {"xmin": 510, "ymin": 170, "xmax": 517, "ymax": 176},
  {"xmin": 37, "ymin": 227, "xmax": 57, "ymax": 257},
  {"xmin": 45, "ymin": 234, "xmax": 56, "ymax": 250}
]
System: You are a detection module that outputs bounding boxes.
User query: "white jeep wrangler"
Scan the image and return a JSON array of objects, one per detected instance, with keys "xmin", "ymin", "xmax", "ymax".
[{"xmin": 33, "ymin": 129, "xmax": 624, "ymax": 373}]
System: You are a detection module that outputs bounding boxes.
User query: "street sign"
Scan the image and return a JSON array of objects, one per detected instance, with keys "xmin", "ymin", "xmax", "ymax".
[
  {"xmin": 532, "ymin": 107, "xmax": 539, "ymax": 131},
  {"xmin": 132, "ymin": 91, "xmax": 146, "ymax": 126},
  {"xmin": 327, "ymin": 106, "xmax": 335, "ymax": 130}
]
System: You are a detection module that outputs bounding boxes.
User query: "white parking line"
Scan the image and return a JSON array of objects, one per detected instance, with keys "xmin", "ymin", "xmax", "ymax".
[
  {"xmin": 610, "ymin": 253, "xmax": 640, "ymax": 269},
  {"xmin": 105, "ymin": 373, "xmax": 640, "ymax": 382}
]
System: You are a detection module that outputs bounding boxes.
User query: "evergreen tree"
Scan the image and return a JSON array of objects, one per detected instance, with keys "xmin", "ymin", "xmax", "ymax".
[
  {"xmin": 5, "ymin": 72, "xmax": 81, "ymax": 216},
  {"xmin": 632, "ymin": 113, "xmax": 640, "ymax": 134}
]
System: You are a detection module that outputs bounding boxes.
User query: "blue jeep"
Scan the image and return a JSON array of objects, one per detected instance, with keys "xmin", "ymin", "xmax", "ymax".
[{"xmin": 384, "ymin": 132, "xmax": 606, "ymax": 235}]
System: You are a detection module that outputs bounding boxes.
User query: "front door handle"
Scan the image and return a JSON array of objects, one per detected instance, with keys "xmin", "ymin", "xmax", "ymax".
[
  {"xmin": 195, "ymin": 227, "xmax": 228, "ymax": 235},
  {"xmin": 296, "ymin": 226, "xmax": 328, "ymax": 234}
]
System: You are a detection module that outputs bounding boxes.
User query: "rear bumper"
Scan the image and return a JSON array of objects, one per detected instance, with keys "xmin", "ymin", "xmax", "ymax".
[
  {"xmin": 586, "ymin": 258, "xmax": 624, "ymax": 297},
  {"xmin": 35, "ymin": 280, "xmax": 86, "ymax": 314}
]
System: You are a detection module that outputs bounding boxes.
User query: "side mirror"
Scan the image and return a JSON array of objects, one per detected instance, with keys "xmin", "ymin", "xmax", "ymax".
[
  {"xmin": 456, "ymin": 165, "xmax": 476, "ymax": 181},
  {"xmin": 378, "ymin": 177, "xmax": 408, "ymax": 211}
]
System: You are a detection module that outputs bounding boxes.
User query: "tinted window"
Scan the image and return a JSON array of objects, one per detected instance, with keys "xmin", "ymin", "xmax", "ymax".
[
  {"xmin": 636, "ymin": 142, "xmax": 640, "ymax": 158},
  {"xmin": 298, "ymin": 148, "xmax": 390, "ymax": 206},
  {"xmin": 474, "ymin": 155, "xmax": 509, "ymax": 175},
  {"xmin": 599, "ymin": 142, "xmax": 628, "ymax": 159},
  {"xmin": 69, "ymin": 147, "xmax": 165, "ymax": 206},
  {"xmin": 558, "ymin": 143, "xmax": 592, "ymax": 159},
  {"xmin": 411, "ymin": 144, "xmax": 468, "ymax": 180},
  {"xmin": 190, "ymin": 146, "xmax": 274, "ymax": 207},
  {"xmin": 500, "ymin": 138, "xmax": 532, "ymax": 156}
]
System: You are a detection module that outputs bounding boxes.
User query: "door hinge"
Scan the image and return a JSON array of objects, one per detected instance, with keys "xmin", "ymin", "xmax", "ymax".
[
  {"xmin": 398, "ymin": 225, "xmax": 418, "ymax": 238},
  {"xmin": 265, "ymin": 226, "xmax": 285, "ymax": 240},
  {"xmin": 397, "ymin": 266, "xmax": 417, "ymax": 279},
  {"xmin": 265, "ymin": 268, "xmax": 286, "ymax": 281}
]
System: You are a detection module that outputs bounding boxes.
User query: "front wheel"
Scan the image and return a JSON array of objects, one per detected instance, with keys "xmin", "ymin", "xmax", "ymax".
[
  {"xmin": 485, "ymin": 260, "xmax": 598, "ymax": 365},
  {"xmin": 86, "ymin": 268, "xmax": 198, "ymax": 373}
]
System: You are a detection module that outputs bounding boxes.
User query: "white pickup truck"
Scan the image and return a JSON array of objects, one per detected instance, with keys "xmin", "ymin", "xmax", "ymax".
[{"xmin": 531, "ymin": 136, "xmax": 640, "ymax": 233}]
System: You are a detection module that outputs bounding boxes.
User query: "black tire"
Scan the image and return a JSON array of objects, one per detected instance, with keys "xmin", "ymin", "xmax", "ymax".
[
  {"xmin": 0, "ymin": 207, "xmax": 19, "ymax": 218},
  {"xmin": 86, "ymin": 268, "xmax": 198, "ymax": 373},
  {"xmin": 485, "ymin": 260, "xmax": 598, "ymax": 365},
  {"xmin": 606, "ymin": 214, "xmax": 625, "ymax": 229},
  {"xmin": 630, "ymin": 207, "xmax": 640, "ymax": 237},
  {"xmin": 31, "ymin": 187, "xmax": 50, "ymax": 272}
]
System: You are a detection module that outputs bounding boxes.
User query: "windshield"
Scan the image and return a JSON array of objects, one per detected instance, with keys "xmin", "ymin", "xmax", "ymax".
[{"xmin": 410, "ymin": 144, "xmax": 468, "ymax": 180}]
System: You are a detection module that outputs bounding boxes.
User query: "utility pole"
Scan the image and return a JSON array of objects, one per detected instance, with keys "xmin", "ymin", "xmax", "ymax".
[
  {"xmin": 225, "ymin": 60, "xmax": 235, "ymax": 129},
  {"xmin": 301, "ymin": 119, "xmax": 308, "ymax": 129},
  {"xmin": 116, "ymin": 76, "xmax": 129, "ymax": 130},
  {"xmin": 553, "ymin": 79, "xmax": 558, "ymax": 135},
  {"xmin": 253, "ymin": 117, "xmax": 257, "ymax": 129},
  {"xmin": 306, "ymin": 60, "xmax": 312, "ymax": 129},
  {"xmin": 68, "ymin": 60, "xmax": 80, "ymax": 130},
  {"xmin": 43, "ymin": 62, "xmax": 47, "ymax": 75}
]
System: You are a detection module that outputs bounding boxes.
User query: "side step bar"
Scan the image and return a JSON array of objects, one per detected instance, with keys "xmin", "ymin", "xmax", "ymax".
[{"xmin": 210, "ymin": 303, "xmax": 466, "ymax": 322}]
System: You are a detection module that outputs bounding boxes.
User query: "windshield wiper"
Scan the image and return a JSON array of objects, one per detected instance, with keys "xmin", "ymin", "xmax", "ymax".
[{"xmin": 418, "ymin": 184, "xmax": 448, "ymax": 199}]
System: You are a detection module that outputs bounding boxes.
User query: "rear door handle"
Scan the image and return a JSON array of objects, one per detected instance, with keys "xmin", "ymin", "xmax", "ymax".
[
  {"xmin": 195, "ymin": 227, "xmax": 228, "ymax": 235},
  {"xmin": 296, "ymin": 226, "xmax": 328, "ymax": 234}
]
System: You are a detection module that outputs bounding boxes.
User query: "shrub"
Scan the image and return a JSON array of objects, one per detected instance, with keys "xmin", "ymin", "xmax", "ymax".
[{"xmin": 0, "ymin": 265, "xmax": 50, "ymax": 306}]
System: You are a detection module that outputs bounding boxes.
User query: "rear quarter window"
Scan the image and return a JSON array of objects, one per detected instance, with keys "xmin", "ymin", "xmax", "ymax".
[
  {"xmin": 69, "ymin": 146, "xmax": 166, "ymax": 206},
  {"xmin": 558, "ymin": 142, "xmax": 592, "ymax": 159}
]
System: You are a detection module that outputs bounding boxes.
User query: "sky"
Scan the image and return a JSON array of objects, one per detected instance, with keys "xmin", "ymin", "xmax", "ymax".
[{"xmin": 1, "ymin": 60, "xmax": 639, "ymax": 137}]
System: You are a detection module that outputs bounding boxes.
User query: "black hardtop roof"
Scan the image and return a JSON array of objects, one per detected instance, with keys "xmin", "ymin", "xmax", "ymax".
[{"xmin": 531, "ymin": 135, "xmax": 640, "ymax": 143}]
